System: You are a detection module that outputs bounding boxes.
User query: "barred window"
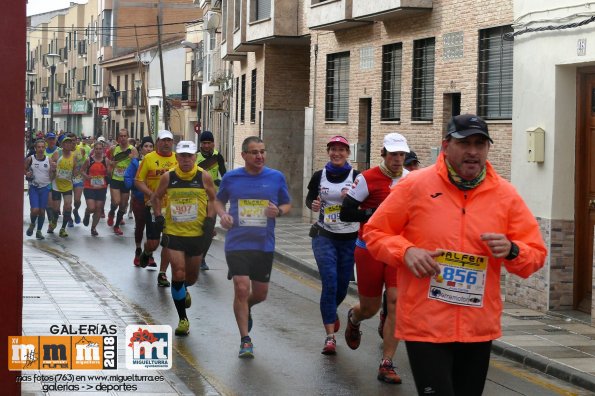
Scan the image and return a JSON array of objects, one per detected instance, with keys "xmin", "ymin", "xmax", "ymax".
[
  {"xmin": 250, "ymin": 69, "xmax": 257, "ymax": 123},
  {"xmin": 478, "ymin": 25, "xmax": 513, "ymax": 119},
  {"xmin": 325, "ymin": 52, "xmax": 350, "ymax": 122},
  {"xmin": 241, "ymin": 74, "xmax": 246, "ymax": 123},
  {"xmin": 411, "ymin": 37, "xmax": 435, "ymax": 121},
  {"xmin": 381, "ymin": 43, "xmax": 402, "ymax": 121}
]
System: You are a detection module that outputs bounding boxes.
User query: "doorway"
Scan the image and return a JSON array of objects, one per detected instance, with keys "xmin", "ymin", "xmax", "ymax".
[
  {"xmin": 575, "ymin": 70, "xmax": 595, "ymax": 313},
  {"xmin": 358, "ymin": 98, "xmax": 372, "ymax": 170}
]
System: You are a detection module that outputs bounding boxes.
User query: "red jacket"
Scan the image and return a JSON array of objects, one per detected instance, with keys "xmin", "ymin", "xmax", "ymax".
[{"xmin": 364, "ymin": 153, "xmax": 547, "ymax": 343}]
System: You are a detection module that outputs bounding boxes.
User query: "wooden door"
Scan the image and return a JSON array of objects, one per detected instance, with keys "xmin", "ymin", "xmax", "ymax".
[{"xmin": 575, "ymin": 72, "xmax": 595, "ymax": 313}]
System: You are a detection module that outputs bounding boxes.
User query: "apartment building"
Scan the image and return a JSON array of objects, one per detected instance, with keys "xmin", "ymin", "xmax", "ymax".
[{"xmin": 26, "ymin": 0, "xmax": 200, "ymax": 139}]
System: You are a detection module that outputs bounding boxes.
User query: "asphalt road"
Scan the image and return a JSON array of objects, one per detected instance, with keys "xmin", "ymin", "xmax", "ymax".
[{"xmin": 23, "ymin": 196, "xmax": 592, "ymax": 395}]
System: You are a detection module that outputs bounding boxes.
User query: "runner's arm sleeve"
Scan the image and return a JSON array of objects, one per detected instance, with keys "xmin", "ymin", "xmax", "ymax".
[
  {"xmin": 124, "ymin": 159, "xmax": 138, "ymax": 190},
  {"xmin": 339, "ymin": 195, "xmax": 374, "ymax": 222},
  {"xmin": 305, "ymin": 171, "xmax": 322, "ymax": 209},
  {"xmin": 217, "ymin": 154, "xmax": 227, "ymax": 176}
]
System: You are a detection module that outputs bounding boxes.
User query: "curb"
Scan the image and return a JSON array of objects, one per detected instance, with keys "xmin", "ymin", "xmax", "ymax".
[
  {"xmin": 217, "ymin": 225, "xmax": 595, "ymax": 393},
  {"xmin": 492, "ymin": 341, "xmax": 595, "ymax": 393}
]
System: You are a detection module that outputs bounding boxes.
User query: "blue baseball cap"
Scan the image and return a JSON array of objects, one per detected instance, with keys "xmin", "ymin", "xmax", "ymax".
[{"xmin": 46, "ymin": 132, "xmax": 56, "ymax": 139}]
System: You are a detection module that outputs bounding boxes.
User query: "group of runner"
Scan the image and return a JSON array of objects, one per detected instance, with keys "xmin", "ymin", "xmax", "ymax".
[
  {"xmin": 25, "ymin": 115, "xmax": 547, "ymax": 395},
  {"xmin": 305, "ymin": 115, "xmax": 547, "ymax": 395}
]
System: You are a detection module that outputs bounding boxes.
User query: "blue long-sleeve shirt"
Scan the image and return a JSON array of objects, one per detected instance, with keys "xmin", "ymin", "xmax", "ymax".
[{"xmin": 124, "ymin": 157, "xmax": 143, "ymax": 201}]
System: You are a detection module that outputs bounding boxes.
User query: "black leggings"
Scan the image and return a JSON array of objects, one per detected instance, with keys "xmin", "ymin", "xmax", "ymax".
[{"xmin": 405, "ymin": 340, "xmax": 492, "ymax": 396}]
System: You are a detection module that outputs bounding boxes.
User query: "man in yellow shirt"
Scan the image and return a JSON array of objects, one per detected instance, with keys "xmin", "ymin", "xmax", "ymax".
[
  {"xmin": 151, "ymin": 140, "xmax": 216, "ymax": 335},
  {"xmin": 135, "ymin": 130, "xmax": 177, "ymax": 286}
]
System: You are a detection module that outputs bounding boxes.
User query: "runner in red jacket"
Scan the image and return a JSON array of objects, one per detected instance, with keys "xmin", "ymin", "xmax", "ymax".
[{"xmin": 364, "ymin": 114, "xmax": 547, "ymax": 396}]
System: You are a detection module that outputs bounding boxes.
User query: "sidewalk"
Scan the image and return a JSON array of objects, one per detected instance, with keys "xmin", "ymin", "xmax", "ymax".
[
  {"xmin": 269, "ymin": 217, "xmax": 595, "ymax": 393},
  {"xmin": 20, "ymin": 244, "xmax": 217, "ymax": 396}
]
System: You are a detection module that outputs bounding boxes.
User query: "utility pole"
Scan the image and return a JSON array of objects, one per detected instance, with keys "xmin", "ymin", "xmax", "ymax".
[
  {"xmin": 157, "ymin": 16, "xmax": 168, "ymax": 131},
  {"xmin": 135, "ymin": 25, "xmax": 151, "ymax": 137}
]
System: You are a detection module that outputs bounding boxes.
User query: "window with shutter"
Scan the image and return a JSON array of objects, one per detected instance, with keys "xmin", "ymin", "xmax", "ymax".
[
  {"xmin": 381, "ymin": 43, "xmax": 402, "ymax": 121},
  {"xmin": 477, "ymin": 25, "xmax": 513, "ymax": 120},
  {"xmin": 325, "ymin": 52, "xmax": 350, "ymax": 122},
  {"xmin": 412, "ymin": 38, "xmax": 435, "ymax": 121},
  {"xmin": 256, "ymin": 0, "xmax": 271, "ymax": 21}
]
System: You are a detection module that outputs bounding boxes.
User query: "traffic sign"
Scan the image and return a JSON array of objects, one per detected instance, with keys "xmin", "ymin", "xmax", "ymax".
[
  {"xmin": 42, "ymin": 107, "xmax": 49, "ymax": 115},
  {"xmin": 98, "ymin": 107, "xmax": 110, "ymax": 116}
]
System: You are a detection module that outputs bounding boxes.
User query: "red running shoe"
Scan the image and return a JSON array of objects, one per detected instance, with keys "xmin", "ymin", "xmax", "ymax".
[
  {"xmin": 113, "ymin": 226, "xmax": 123, "ymax": 235},
  {"xmin": 344, "ymin": 308, "xmax": 361, "ymax": 350},
  {"xmin": 107, "ymin": 213, "xmax": 114, "ymax": 226},
  {"xmin": 321, "ymin": 336, "xmax": 336, "ymax": 355},
  {"xmin": 377, "ymin": 359, "xmax": 402, "ymax": 384}
]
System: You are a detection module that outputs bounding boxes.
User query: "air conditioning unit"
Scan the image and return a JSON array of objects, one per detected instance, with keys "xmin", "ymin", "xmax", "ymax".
[{"xmin": 212, "ymin": 91, "xmax": 224, "ymax": 112}]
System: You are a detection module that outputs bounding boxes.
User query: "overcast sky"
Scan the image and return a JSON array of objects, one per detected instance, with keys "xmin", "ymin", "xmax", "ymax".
[{"xmin": 27, "ymin": 0, "xmax": 87, "ymax": 16}]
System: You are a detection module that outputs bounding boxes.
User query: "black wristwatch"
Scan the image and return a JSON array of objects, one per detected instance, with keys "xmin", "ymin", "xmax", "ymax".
[{"xmin": 505, "ymin": 242, "xmax": 519, "ymax": 260}]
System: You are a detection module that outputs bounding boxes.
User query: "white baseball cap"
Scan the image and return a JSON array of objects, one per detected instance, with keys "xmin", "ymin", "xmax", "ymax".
[
  {"xmin": 176, "ymin": 140, "xmax": 197, "ymax": 154},
  {"xmin": 157, "ymin": 130, "xmax": 174, "ymax": 140},
  {"xmin": 97, "ymin": 136, "xmax": 106, "ymax": 142},
  {"xmin": 383, "ymin": 133, "xmax": 410, "ymax": 153}
]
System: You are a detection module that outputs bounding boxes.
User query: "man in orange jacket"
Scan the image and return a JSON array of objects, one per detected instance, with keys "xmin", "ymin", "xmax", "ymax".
[{"xmin": 364, "ymin": 114, "xmax": 547, "ymax": 396}]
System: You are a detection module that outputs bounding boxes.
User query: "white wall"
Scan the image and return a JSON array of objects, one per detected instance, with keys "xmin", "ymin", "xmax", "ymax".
[
  {"xmin": 513, "ymin": 0, "xmax": 595, "ymax": 219},
  {"xmin": 147, "ymin": 46, "xmax": 186, "ymax": 96}
]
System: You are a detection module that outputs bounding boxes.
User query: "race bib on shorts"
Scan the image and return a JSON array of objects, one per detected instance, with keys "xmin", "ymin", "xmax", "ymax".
[
  {"xmin": 170, "ymin": 199, "xmax": 198, "ymax": 222},
  {"xmin": 238, "ymin": 199, "xmax": 268, "ymax": 227},
  {"xmin": 428, "ymin": 250, "xmax": 488, "ymax": 308},
  {"xmin": 323, "ymin": 204, "xmax": 341, "ymax": 224}
]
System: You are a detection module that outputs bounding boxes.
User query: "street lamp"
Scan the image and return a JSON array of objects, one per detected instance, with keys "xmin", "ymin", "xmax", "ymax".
[
  {"xmin": 26, "ymin": 71, "xmax": 36, "ymax": 147},
  {"xmin": 46, "ymin": 53, "xmax": 60, "ymax": 132},
  {"xmin": 66, "ymin": 86, "xmax": 72, "ymax": 133},
  {"xmin": 134, "ymin": 79, "xmax": 142, "ymax": 138}
]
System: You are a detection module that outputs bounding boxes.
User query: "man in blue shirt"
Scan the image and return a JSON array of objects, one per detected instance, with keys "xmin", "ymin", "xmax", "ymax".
[{"xmin": 215, "ymin": 136, "xmax": 291, "ymax": 359}]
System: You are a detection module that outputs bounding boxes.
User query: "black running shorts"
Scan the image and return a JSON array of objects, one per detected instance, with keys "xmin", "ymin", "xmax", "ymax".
[{"xmin": 225, "ymin": 250, "xmax": 274, "ymax": 283}]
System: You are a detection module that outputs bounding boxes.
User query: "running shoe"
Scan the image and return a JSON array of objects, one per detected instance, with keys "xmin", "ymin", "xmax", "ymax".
[
  {"xmin": 377, "ymin": 359, "xmax": 402, "ymax": 384},
  {"xmin": 134, "ymin": 248, "xmax": 142, "ymax": 267},
  {"xmin": 248, "ymin": 308, "xmax": 253, "ymax": 332},
  {"xmin": 378, "ymin": 311, "xmax": 386, "ymax": 340},
  {"xmin": 185, "ymin": 291, "xmax": 191, "ymax": 308},
  {"xmin": 157, "ymin": 272, "xmax": 170, "ymax": 287},
  {"xmin": 83, "ymin": 213, "xmax": 90, "ymax": 227},
  {"xmin": 113, "ymin": 226, "xmax": 123, "ymax": 236},
  {"xmin": 59, "ymin": 228, "xmax": 69, "ymax": 238},
  {"xmin": 334, "ymin": 315, "xmax": 340, "ymax": 333},
  {"xmin": 119, "ymin": 219, "xmax": 125, "ymax": 226},
  {"xmin": 238, "ymin": 341, "xmax": 254, "ymax": 359},
  {"xmin": 200, "ymin": 259, "xmax": 209, "ymax": 270},
  {"xmin": 73, "ymin": 209, "xmax": 81, "ymax": 224},
  {"xmin": 321, "ymin": 336, "xmax": 337, "ymax": 355},
  {"xmin": 175, "ymin": 318, "xmax": 190, "ymax": 336},
  {"xmin": 139, "ymin": 251, "xmax": 149, "ymax": 268},
  {"xmin": 26, "ymin": 224, "xmax": 35, "ymax": 236},
  {"xmin": 35, "ymin": 230, "xmax": 44, "ymax": 240},
  {"xmin": 345, "ymin": 308, "xmax": 361, "ymax": 350},
  {"xmin": 147, "ymin": 255, "xmax": 157, "ymax": 269},
  {"xmin": 107, "ymin": 213, "xmax": 114, "ymax": 226},
  {"xmin": 68, "ymin": 220, "xmax": 74, "ymax": 228},
  {"xmin": 91, "ymin": 228, "xmax": 99, "ymax": 236}
]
